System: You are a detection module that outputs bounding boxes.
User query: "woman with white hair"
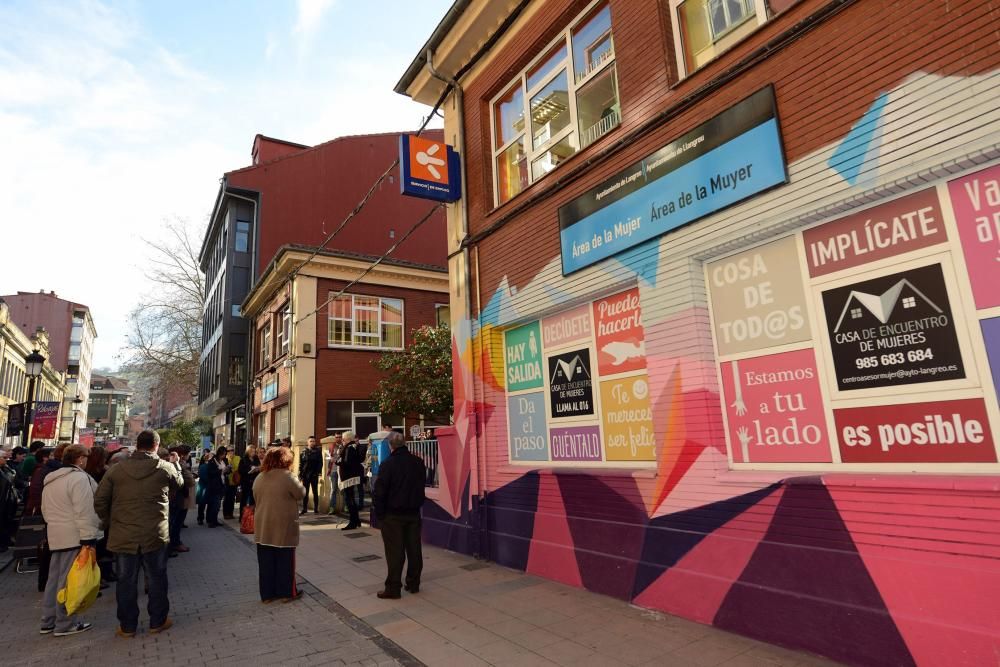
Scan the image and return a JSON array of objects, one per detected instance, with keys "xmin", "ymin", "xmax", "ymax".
[
  {"xmin": 40, "ymin": 445, "xmax": 102, "ymax": 636},
  {"xmin": 336, "ymin": 431, "xmax": 364, "ymax": 530}
]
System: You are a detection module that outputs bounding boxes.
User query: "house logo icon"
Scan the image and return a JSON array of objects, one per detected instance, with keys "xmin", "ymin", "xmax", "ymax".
[
  {"xmin": 833, "ymin": 278, "xmax": 942, "ymax": 333},
  {"xmin": 551, "ymin": 355, "xmax": 590, "ymax": 384}
]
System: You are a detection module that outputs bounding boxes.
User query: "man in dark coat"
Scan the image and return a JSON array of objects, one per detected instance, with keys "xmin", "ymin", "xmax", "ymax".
[
  {"xmin": 298, "ymin": 436, "xmax": 322, "ymax": 514},
  {"xmin": 372, "ymin": 431, "xmax": 425, "ymax": 599},
  {"xmin": 95, "ymin": 431, "xmax": 183, "ymax": 637}
]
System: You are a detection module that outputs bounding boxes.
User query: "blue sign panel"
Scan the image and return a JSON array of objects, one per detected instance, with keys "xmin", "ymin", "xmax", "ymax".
[
  {"xmin": 262, "ymin": 378, "xmax": 277, "ymax": 403},
  {"xmin": 399, "ymin": 134, "xmax": 462, "ymax": 203},
  {"xmin": 559, "ymin": 87, "xmax": 787, "ymax": 275}
]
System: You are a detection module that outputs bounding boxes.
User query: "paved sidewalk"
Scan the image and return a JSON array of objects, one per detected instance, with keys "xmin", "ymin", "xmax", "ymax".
[
  {"xmin": 0, "ymin": 521, "xmax": 414, "ymax": 666},
  {"xmin": 250, "ymin": 512, "xmax": 838, "ymax": 667}
]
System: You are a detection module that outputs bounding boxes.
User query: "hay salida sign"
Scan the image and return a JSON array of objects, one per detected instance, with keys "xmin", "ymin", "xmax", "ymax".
[{"xmin": 558, "ymin": 86, "xmax": 787, "ymax": 274}]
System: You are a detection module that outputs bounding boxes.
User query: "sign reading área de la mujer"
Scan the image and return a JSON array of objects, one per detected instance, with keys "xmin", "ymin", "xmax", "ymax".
[{"xmin": 558, "ymin": 86, "xmax": 788, "ymax": 275}]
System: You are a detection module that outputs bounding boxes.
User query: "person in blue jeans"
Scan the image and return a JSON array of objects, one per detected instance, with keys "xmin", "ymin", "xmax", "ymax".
[{"xmin": 94, "ymin": 431, "xmax": 183, "ymax": 638}]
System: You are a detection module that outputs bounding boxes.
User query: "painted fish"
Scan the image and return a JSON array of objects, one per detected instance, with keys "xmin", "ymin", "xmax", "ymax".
[{"xmin": 602, "ymin": 341, "xmax": 644, "ymax": 366}]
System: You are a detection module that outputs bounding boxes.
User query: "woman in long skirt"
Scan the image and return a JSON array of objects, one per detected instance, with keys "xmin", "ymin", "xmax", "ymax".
[{"xmin": 252, "ymin": 447, "xmax": 305, "ymax": 602}]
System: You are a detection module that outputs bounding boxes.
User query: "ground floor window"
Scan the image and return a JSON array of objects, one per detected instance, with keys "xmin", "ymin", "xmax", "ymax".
[
  {"xmin": 326, "ymin": 399, "xmax": 403, "ymax": 441},
  {"xmin": 257, "ymin": 412, "xmax": 267, "ymax": 447},
  {"xmin": 274, "ymin": 404, "xmax": 290, "ymax": 440},
  {"xmin": 503, "ymin": 286, "xmax": 655, "ymax": 466},
  {"xmin": 704, "ymin": 165, "xmax": 1000, "ymax": 470}
]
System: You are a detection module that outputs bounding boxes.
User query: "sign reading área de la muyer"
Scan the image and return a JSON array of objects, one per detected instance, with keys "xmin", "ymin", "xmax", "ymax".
[{"xmin": 558, "ymin": 87, "xmax": 788, "ymax": 274}]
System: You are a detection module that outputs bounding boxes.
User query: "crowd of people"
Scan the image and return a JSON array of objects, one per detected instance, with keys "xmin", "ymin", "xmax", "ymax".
[{"xmin": 0, "ymin": 425, "xmax": 427, "ymax": 638}]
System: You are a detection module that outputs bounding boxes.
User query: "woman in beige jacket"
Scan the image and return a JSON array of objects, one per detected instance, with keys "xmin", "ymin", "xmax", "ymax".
[{"xmin": 252, "ymin": 446, "xmax": 305, "ymax": 602}]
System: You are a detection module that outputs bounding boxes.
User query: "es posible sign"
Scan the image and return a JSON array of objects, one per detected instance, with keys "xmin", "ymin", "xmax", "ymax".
[{"xmin": 834, "ymin": 398, "xmax": 997, "ymax": 463}]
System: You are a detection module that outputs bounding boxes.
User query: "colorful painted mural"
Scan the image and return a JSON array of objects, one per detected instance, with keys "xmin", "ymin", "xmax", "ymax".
[{"xmin": 419, "ymin": 33, "xmax": 1000, "ymax": 667}]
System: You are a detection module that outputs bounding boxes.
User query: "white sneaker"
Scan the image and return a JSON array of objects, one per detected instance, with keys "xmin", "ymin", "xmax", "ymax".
[{"xmin": 54, "ymin": 622, "xmax": 93, "ymax": 637}]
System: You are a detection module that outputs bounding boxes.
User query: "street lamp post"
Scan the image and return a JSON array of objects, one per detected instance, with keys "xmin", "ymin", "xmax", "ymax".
[
  {"xmin": 70, "ymin": 395, "xmax": 83, "ymax": 444},
  {"xmin": 20, "ymin": 349, "xmax": 46, "ymax": 449}
]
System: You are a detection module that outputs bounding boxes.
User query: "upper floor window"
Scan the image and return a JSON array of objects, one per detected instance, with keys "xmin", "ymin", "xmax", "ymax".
[
  {"xmin": 328, "ymin": 294, "xmax": 404, "ymax": 350},
  {"xmin": 260, "ymin": 321, "xmax": 272, "ymax": 368},
  {"xmin": 277, "ymin": 305, "xmax": 291, "ymax": 357},
  {"xmin": 235, "ymin": 221, "xmax": 250, "ymax": 253},
  {"xmin": 671, "ymin": 0, "xmax": 768, "ymax": 76},
  {"xmin": 228, "ymin": 356, "xmax": 244, "ymax": 386},
  {"xmin": 491, "ymin": 1, "xmax": 620, "ymax": 206},
  {"xmin": 435, "ymin": 304, "xmax": 451, "ymax": 328}
]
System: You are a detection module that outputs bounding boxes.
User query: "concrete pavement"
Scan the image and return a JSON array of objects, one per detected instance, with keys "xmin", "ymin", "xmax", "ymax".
[
  {"xmin": 0, "ymin": 509, "xmax": 840, "ymax": 667},
  {"xmin": 0, "ymin": 521, "xmax": 414, "ymax": 666},
  {"xmin": 250, "ymin": 512, "xmax": 839, "ymax": 667}
]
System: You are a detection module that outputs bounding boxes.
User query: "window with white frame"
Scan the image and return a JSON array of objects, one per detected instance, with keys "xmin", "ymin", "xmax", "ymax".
[
  {"xmin": 274, "ymin": 404, "xmax": 289, "ymax": 439},
  {"xmin": 277, "ymin": 305, "xmax": 291, "ymax": 357},
  {"xmin": 327, "ymin": 294, "xmax": 404, "ymax": 349},
  {"xmin": 260, "ymin": 321, "xmax": 272, "ymax": 368},
  {"xmin": 491, "ymin": 1, "xmax": 620, "ymax": 206},
  {"xmin": 435, "ymin": 304, "xmax": 451, "ymax": 328},
  {"xmin": 671, "ymin": 0, "xmax": 768, "ymax": 76},
  {"xmin": 257, "ymin": 412, "xmax": 267, "ymax": 447}
]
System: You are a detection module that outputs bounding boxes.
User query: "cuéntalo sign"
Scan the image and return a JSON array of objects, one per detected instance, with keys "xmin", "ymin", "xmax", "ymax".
[{"xmin": 399, "ymin": 134, "xmax": 461, "ymax": 203}]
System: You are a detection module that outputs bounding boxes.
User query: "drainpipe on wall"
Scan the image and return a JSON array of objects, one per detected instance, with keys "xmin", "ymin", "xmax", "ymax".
[{"xmin": 425, "ymin": 50, "xmax": 489, "ymax": 559}]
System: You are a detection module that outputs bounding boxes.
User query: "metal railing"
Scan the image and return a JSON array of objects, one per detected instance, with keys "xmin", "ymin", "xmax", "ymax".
[{"xmin": 407, "ymin": 439, "xmax": 439, "ymax": 488}]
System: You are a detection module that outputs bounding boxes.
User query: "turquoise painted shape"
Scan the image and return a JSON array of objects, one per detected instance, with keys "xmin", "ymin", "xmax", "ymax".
[{"xmin": 828, "ymin": 92, "xmax": 888, "ymax": 185}]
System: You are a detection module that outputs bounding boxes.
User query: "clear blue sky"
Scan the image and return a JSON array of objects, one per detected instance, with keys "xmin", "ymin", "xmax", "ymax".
[{"xmin": 0, "ymin": 0, "xmax": 452, "ymax": 370}]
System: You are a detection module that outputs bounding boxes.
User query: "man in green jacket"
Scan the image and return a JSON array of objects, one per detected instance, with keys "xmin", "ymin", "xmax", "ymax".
[{"xmin": 95, "ymin": 431, "xmax": 183, "ymax": 638}]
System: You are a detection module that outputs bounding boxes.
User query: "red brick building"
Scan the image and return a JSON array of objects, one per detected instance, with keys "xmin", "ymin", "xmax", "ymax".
[
  {"xmin": 198, "ymin": 132, "xmax": 448, "ymax": 448},
  {"xmin": 243, "ymin": 245, "xmax": 448, "ymax": 467},
  {"xmin": 397, "ymin": 1, "xmax": 1000, "ymax": 665}
]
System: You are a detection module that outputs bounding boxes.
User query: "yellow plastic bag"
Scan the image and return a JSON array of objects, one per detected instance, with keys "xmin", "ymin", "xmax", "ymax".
[{"xmin": 57, "ymin": 546, "xmax": 101, "ymax": 615}]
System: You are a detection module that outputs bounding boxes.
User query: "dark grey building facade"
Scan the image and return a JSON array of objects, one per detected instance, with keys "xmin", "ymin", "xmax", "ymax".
[{"xmin": 198, "ymin": 187, "xmax": 258, "ymax": 450}]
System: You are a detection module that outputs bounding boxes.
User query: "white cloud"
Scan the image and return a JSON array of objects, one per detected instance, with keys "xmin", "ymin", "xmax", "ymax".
[
  {"xmin": 0, "ymin": 1, "xmax": 241, "ymax": 369},
  {"xmin": 294, "ymin": 0, "xmax": 337, "ymax": 36},
  {"xmin": 0, "ymin": 0, "xmax": 446, "ymax": 370}
]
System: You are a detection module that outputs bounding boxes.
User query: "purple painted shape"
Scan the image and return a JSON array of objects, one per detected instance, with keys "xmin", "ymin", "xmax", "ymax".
[
  {"xmin": 549, "ymin": 425, "xmax": 602, "ymax": 462},
  {"xmin": 557, "ymin": 473, "xmax": 647, "ymax": 600},
  {"xmin": 713, "ymin": 481, "xmax": 915, "ymax": 667},
  {"xmin": 982, "ymin": 318, "xmax": 1000, "ymax": 400}
]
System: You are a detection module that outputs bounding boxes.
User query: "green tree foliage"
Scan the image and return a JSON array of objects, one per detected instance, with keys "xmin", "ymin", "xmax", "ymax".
[
  {"xmin": 156, "ymin": 418, "xmax": 212, "ymax": 448},
  {"xmin": 371, "ymin": 325, "xmax": 453, "ymax": 421}
]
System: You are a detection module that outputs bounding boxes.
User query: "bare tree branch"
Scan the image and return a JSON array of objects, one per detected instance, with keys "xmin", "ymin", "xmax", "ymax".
[{"xmin": 121, "ymin": 218, "xmax": 204, "ymax": 396}]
